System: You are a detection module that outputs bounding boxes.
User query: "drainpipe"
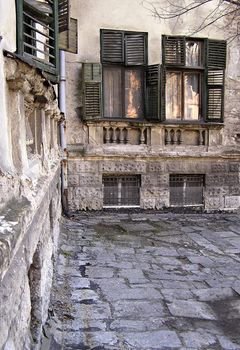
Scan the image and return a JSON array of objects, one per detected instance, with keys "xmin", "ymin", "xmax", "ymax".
[{"xmin": 59, "ymin": 50, "xmax": 68, "ymax": 214}]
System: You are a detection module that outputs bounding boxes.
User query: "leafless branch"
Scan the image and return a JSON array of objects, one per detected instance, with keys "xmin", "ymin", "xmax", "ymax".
[{"xmin": 141, "ymin": 0, "xmax": 240, "ymax": 41}]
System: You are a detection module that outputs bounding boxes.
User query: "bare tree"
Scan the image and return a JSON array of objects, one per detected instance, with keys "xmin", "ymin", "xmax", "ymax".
[{"xmin": 141, "ymin": 0, "xmax": 240, "ymax": 41}]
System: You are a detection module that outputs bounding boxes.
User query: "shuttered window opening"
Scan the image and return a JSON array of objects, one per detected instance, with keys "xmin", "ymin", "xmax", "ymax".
[
  {"xmin": 162, "ymin": 36, "xmax": 226, "ymax": 123},
  {"xmin": 16, "ymin": 0, "xmax": 59, "ymax": 79},
  {"xmin": 170, "ymin": 174, "xmax": 204, "ymax": 207},
  {"xmin": 103, "ymin": 175, "xmax": 140, "ymax": 207},
  {"xmin": 100, "ymin": 30, "xmax": 147, "ymax": 119}
]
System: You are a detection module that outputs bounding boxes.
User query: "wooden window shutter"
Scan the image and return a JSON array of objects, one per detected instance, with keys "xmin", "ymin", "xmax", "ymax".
[
  {"xmin": 205, "ymin": 40, "xmax": 226, "ymax": 122},
  {"xmin": 160, "ymin": 66, "xmax": 166, "ymax": 120},
  {"xmin": 59, "ymin": 18, "xmax": 78, "ymax": 54},
  {"xmin": 58, "ymin": 0, "xmax": 70, "ymax": 33},
  {"xmin": 162, "ymin": 36, "xmax": 185, "ymax": 66},
  {"xmin": 101, "ymin": 30, "xmax": 124, "ymax": 63},
  {"xmin": 206, "ymin": 69, "xmax": 224, "ymax": 122},
  {"xmin": 125, "ymin": 33, "xmax": 147, "ymax": 65},
  {"xmin": 146, "ymin": 65, "xmax": 161, "ymax": 120},
  {"xmin": 207, "ymin": 39, "xmax": 227, "ymax": 69},
  {"xmin": 82, "ymin": 63, "xmax": 102, "ymax": 120}
]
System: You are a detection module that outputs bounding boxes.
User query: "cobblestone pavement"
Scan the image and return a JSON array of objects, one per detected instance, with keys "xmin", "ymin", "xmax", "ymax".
[{"xmin": 46, "ymin": 212, "xmax": 240, "ymax": 350}]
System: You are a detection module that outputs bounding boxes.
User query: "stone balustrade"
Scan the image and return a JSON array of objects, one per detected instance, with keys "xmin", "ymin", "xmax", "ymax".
[
  {"xmin": 103, "ymin": 126, "xmax": 148, "ymax": 145},
  {"xmin": 164, "ymin": 127, "xmax": 207, "ymax": 146}
]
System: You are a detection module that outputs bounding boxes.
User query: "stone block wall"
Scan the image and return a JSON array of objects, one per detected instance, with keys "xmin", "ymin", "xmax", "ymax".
[{"xmin": 67, "ymin": 158, "xmax": 240, "ymax": 212}]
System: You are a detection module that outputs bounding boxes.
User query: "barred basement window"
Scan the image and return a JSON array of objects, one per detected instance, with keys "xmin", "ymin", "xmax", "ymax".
[
  {"xmin": 170, "ymin": 174, "xmax": 204, "ymax": 206},
  {"xmin": 103, "ymin": 175, "xmax": 140, "ymax": 207}
]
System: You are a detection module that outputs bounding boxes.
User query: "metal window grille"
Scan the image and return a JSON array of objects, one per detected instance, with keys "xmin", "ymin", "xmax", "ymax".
[
  {"xmin": 103, "ymin": 175, "xmax": 140, "ymax": 207},
  {"xmin": 170, "ymin": 174, "xmax": 204, "ymax": 206}
]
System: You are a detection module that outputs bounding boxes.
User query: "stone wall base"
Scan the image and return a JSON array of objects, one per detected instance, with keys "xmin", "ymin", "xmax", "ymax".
[{"xmin": 67, "ymin": 158, "xmax": 240, "ymax": 211}]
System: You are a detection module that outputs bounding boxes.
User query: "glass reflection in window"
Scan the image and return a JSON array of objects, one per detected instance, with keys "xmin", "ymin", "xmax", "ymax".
[
  {"xmin": 166, "ymin": 72, "xmax": 182, "ymax": 119},
  {"xmin": 186, "ymin": 41, "xmax": 203, "ymax": 67},
  {"xmin": 184, "ymin": 73, "xmax": 200, "ymax": 120}
]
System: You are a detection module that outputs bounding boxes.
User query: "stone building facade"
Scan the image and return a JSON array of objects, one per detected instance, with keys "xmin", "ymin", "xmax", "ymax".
[
  {"xmin": 66, "ymin": 0, "xmax": 240, "ymax": 212},
  {"xmin": 0, "ymin": 1, "xmax": 64, "ymax": 349}
]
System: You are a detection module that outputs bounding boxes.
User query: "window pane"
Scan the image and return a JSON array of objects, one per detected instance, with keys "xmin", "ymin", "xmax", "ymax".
[
  {"xmin": 166, "ymin": 72, "xmax": 182, "ymax": 119},
  {"xmin": 125, "ymin": 69, "xmax": 143, "ymax": 118},
  {"xmin": 184, "ymin": 73, "xmax": 200, "ymax": 120},
  {"xmin": 103, "ymin": 67, "xmax": 123, "ymax": 117},
  {"xmin": 186, "ymin": 41, "xmax": 203, "ymax": 67}
]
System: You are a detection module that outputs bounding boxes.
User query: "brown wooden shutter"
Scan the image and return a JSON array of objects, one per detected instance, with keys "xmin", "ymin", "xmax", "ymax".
[
  {"xmin": 160, "ymin": 66, "xmax": 166, "ymax": 120},
  {"xmin": 146, "ymin": 65, "xmax": 161, "ymax": 120},
  {"xmin": 205, "ymin": 40, "xmax": 226, "ymax": 122},
  {"xmin": 207, "ymin": 40, "xmax": 226, "ymax": 69},
  {"xmin": 101, "ymin": 30, "xmax": 124, "ymax": 63},
  {"xmin": 206, "ymin": 69, "xmax": 224, "ymax": 122},
  {"xmin": 59, "ymin": 18, "xmax": 78, "ymax": 54},
  {"xmin": 58, "ymin": 0, "xmax": 69, "ymax": 33},
  {"xmin": 162, "ymin": 36, "xmax": 185, "ymax": 66},
  {"xmin": 125, "ymin": 33, "xmax": 147, "ymax": 65},
  {"xmin": 82, "ymin": 63, "xmax": 102, "ymax": 119}
]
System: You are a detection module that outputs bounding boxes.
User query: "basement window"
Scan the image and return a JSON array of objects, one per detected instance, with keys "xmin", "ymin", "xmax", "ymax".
[
  {"xmin": 170, "ymin": 174, "xmax": 204, "ymax": 206},
  {"xmin": 103, "ymin": 175, "xmax": 140, "ymax": 207}
]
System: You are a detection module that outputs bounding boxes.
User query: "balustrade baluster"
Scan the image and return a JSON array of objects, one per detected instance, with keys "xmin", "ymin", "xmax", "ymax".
[
  {"xmin": 112, "ymin": 127, "xmax": 117, "ymax": 143},
  {"xmin": 119, "ymin": 128, "xmax": 124, "ymax": 144},
  {"xmin": 165, "ymin": 129, "xmax": 171, "ymax": 144},
  {"xmin": 105, "ymin": 127, "xmax": 110, "ymax": 144}
]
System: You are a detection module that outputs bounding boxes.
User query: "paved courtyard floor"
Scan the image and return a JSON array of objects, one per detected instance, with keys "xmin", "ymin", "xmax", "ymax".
[{"xmin": 45, "ymin": 212, "xmax": 240, "ymax": 350}]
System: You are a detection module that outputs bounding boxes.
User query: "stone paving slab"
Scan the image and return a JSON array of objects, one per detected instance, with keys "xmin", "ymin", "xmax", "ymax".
[{"xmin": 46, "ymin": 212, "xmax": 240, "ymax": 349}]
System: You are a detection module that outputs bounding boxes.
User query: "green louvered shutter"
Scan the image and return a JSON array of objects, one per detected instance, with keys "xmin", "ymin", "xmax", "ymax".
[
  {"xmin": 160, "ymin": 66, "xmax": 166, "ymax": 121},
  {"xmin": 82, "ymin": 63, "xmax": 102, "ymax": 120},
  {"xmin": 58, "ymin": 0, "xmax": 69, "ymax": 33},
  {"xmin": 208, "ymin": 39, "xmax": 227, "ymax": 69},
  {"xmin": 205, "ymin": 40, "xmax": 226, "ymax": 122},
  {"xmin": 59, "ymin": 18, "xmax": 78, "ymax": 54},
  {"xmin": 146, "ymin": 65, "xmax": 161, "ymax": 120},
  {"xmin": 125, "ymin": 33, "xmax": 147, "ymax": 66},
  {"xmin": 101, "ymin": 30, "xmax": 124, "ymax": 63},
  {"xmin": 162, "ymin": 35, "xmax": 185, "ymax": 66}
]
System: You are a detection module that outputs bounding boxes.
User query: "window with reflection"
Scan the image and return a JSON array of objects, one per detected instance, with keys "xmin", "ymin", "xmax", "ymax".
[
  {"xmin": 101, "ymin": 30, "xmax": 147, "ymax": 119},
  {"xmin": 165, "ymin": 39, "xmax": 203, "ymax": 121},
  {"xmin": 103, "ymin": 67, "xmax": 144, "ymax": 119}
]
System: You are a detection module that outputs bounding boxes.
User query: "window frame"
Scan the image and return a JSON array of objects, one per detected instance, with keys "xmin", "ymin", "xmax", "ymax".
[
  {"xmin": 162, "ymin": 35, "xmax": 226, "ymax": 124},
  {"xmin": 16, "ymin": 0, "xmax": 59, "ymax": 81},
  {"xmin": 164, "ymin": 36, "xmax": 205, "ymax": 122},
  {"xmin": 166, "ymin": 69, "xmax": 204, "ymax": 122},
  {"xmin": 101, "ymin": 29, "xmax": 148, "ymax": 120},
  {"xmin": 102, "ymin": 64, "xmax": 146, "ymax": 120}
]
